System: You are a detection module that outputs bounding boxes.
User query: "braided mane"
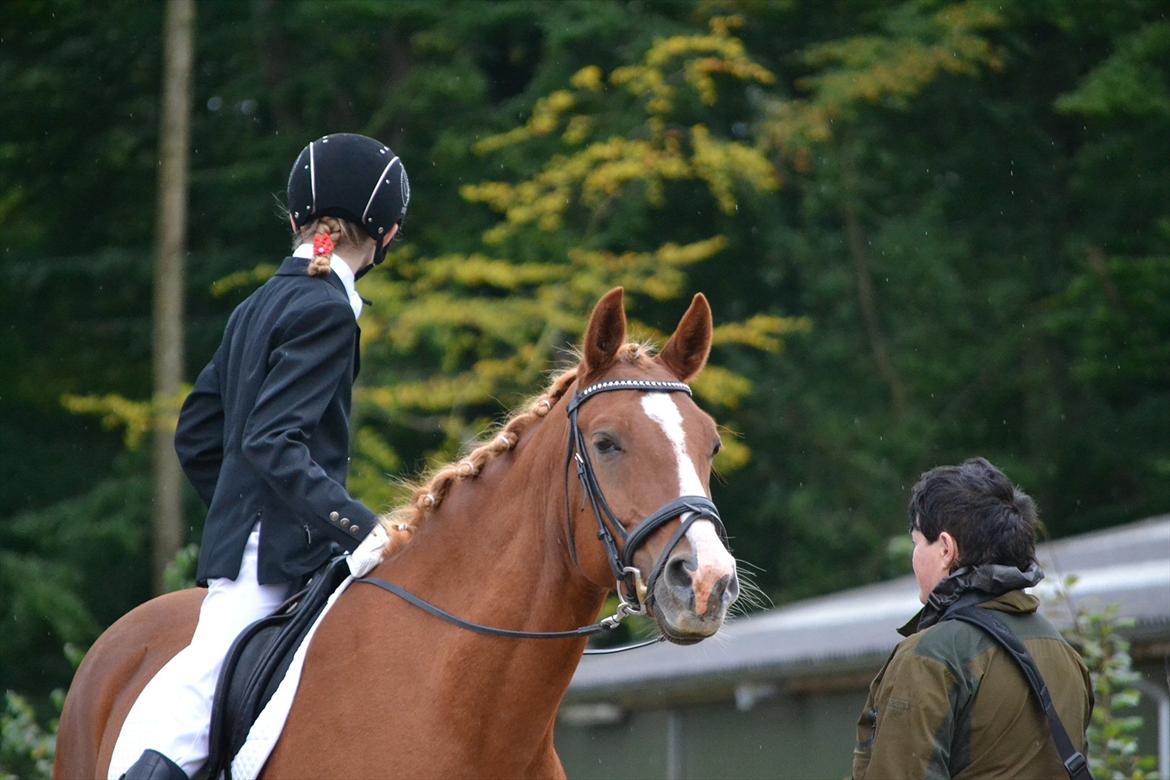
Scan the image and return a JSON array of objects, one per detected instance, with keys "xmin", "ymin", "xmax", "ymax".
[{"xmin": 377, "ymin": 344, "xmax": 656, "ymax": 549}]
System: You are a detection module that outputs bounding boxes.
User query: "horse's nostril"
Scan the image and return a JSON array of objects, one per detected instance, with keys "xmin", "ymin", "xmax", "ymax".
[
  {"xmin": 724, "ymin": 574, "xmax": 740, "ymax": 606},
  {"xmin": 705, "ymin": 574, "xmax": 727, "ymax": 610},
  {"xmin": 665, "ymin": 555, "xmax": 695, "ymax": 590}
]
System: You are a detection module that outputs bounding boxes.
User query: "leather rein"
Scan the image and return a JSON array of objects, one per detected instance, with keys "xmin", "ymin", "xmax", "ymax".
[{"xmin": 357, "ymin": 377, "xmax": 728, "ymax": 655}]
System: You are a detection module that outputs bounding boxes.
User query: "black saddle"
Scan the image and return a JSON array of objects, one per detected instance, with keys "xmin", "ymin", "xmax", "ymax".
[{"xmin": 203, "ymin": 555, "xmax": 351, "ymax": 780}]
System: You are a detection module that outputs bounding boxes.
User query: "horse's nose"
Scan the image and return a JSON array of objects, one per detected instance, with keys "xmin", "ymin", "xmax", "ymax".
[{"xmin": 663, "ymin": 553, "xmax": 738, "ymax": 617}]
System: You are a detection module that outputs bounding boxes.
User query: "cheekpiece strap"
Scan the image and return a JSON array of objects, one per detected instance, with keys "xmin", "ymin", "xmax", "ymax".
[{"xmin": 567, "ymin": 379, "xmax": 691, "ymax": 415}]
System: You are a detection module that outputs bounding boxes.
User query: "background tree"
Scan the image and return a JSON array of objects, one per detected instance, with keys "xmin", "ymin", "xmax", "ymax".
[
  {"xmin": 151, "ymin": 0, "xmax": 195, "ymax": 594},
  {"xmin": 342, "ymin": 13, "xmax": 806, "ymax": 512}
]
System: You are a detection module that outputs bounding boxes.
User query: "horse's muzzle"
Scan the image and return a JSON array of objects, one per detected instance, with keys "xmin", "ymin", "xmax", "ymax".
[{"xmin": 650, "ymin": 550, "xmax": 739, "ymax": 642}]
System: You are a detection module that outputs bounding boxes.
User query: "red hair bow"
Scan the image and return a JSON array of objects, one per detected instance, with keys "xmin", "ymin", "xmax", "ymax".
[{"xmin": 313, "ymin": 233, "xmax": 334, "ymax": 257}]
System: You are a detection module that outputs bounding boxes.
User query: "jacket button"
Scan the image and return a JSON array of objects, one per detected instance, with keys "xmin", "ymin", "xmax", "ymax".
[
  {"xmin": 340, "ymin": 517, "xmax": 350, "ymax": 528},
  {"xmin": 350, "ymin": 525, "xmax": 361, "ymax": 536},
  {"xmin": 329, "ymin": 511, "xmax": 339, "ymax": 523}
]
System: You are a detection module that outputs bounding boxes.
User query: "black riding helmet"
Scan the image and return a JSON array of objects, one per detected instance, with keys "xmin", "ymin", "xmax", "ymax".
[{"xmin": 287, "ymin": 133, "xmax": 410, "ymax": 277}]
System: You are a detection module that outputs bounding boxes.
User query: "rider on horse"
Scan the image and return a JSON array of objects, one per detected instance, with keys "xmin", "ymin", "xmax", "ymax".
[{"xmin": 112, "ymin": 133, "xmax": 410, "ymax": 780}]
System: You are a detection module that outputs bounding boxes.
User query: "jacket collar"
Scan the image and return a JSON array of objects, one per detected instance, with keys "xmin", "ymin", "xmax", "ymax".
[
  {"xmin": 274, "ymin": 256, "xmax": 347, "ymax": 299},
  {"xmin": 290, "ymin": 244, "xmax": 363, "ymax": 319},
  {"xmin": 273, "ymin": 256, "xmax": 363, "ymax": 379},
  {"xmin": 898, "ymin": 560, "xmax": 1045, "ymax": 636}
]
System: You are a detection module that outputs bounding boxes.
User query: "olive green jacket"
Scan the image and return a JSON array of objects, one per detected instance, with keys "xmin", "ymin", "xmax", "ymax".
[{"xmin": 853, "ymin": 573, "xmax": 1092, "ymax": 779}]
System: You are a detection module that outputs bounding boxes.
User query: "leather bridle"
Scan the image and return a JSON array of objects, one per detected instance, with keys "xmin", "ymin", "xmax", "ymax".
[
  {"xmin": 564, "ymin": 378, "xmax": 728, "ymax": 616},
  {"xmin": 356, "ymin": 376, "xmax": 729, "ymax": 653}
]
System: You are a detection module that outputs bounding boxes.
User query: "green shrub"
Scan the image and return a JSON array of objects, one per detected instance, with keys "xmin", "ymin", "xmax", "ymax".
[
  {"xmin": 0, "ymin": 690, "xmax": 60, "ymax": 780},
  {"xmin": 1056, "ymin": 577, "xmax": 1158, "ymax": 780}
]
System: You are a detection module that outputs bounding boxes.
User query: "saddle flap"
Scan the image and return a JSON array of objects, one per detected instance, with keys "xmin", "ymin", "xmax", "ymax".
[{"xmin": 203, "ymin": 556, "xmax": 351, "ymax": 780}]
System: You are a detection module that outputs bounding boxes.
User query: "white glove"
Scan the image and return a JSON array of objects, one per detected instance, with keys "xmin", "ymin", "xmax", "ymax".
[{"xmin": 346, "ymin": 522, "xmax": 389, "ymax": 578}]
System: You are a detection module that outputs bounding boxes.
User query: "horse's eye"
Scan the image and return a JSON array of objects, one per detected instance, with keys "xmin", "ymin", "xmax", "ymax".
[
  {"xmin": 712, "ymin": 438, "xmax": 723, "ymax": 457},
  {"xmin": 593, "ymin": 434, "xmax": 621, "ymax": 455}
]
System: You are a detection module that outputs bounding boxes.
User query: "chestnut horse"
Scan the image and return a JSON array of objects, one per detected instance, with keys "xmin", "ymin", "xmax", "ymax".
[{"xmin": 56, "ymin": 287, "xmax": 739, "ymax": 779}]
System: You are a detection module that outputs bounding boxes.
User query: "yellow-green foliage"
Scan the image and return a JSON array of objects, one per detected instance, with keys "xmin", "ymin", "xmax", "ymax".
[
  {"xmin": 360, "ymin": 370, "xmax": 499, "ymax": 413},
  {"xmin": 61, "ymin": 12, "xmax": 805, "ymax": 509},
  {"xmin": 712, "ymin": 433, "xmax": 750, "ymax": 474},
  {"xmin": 409, "ymin": 254, "xmax": 565, "ymax": 293},
  {"xmin": 347, "ymin": 427, "xmax": 408, "ymax": 512},
  {"xmin": 611, "ymin": 15, "xmax": 775, "ymax": 113},
  {"xmin": 691, "ymin": 365, "xmax": 753, "ymax": 410},
  {"xmin": 209, "ymin": 264, "xmax": 278, "ymax": 298},
  {"xmin": 713, "ymin": 314, "xmax": 814, "ymax": 353},
  {"xmin": 763, "ymin": 1, "xmax": 1004, "ymax": 158},
  {"xmin": 364, "ymin": 15, "xmax": 797, "ymax": 484},
  {"xmin": 61, "ymin": 390, "xmax": 187, "ymax": 450},
  {"xmin": 473, "ymin": 89, "xmax": 579, "ymax": 154},
  {"xmin": 463, "ymin": 15, "xmax": 778, "ymax": 243}
]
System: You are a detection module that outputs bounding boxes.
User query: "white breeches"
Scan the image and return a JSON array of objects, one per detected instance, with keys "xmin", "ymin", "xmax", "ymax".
[{"xmin": 107, "ymin": 526, "xmax": 290, "ymax": 779}]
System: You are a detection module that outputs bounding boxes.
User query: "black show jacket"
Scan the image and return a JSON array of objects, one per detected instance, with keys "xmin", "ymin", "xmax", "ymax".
[{"xmin": 176, "ymin": 256, "xmax": 376, "ymax": 586}]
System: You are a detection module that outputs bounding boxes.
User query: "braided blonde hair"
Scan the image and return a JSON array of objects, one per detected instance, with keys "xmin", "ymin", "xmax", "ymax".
[{"xmin": 293, "ymin": 216, "xmax": 374, "ymax": 277}]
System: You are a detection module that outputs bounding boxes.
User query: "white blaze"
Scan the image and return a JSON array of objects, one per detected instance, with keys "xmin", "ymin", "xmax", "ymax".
[
  {"xmin": 639, "ymin": 394, "xmax": 733, "ymax": 570},
  {"xmin": 640, "ymin": 393, "xmax": 706, "ymax": 496}
]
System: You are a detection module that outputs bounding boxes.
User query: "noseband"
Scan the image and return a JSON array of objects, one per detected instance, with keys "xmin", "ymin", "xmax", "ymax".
[{"xmin": 564, "ymin": 378, "xmax": 729, "ymax": 614}]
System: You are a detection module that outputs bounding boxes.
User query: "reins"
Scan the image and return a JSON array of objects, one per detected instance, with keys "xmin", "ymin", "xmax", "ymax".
[
  {"xmin": 354, "ymin": 377, "xmax": 727, "ymax": 655},
  {"xmin": 356, "ymin": 577, "xmax": 663, "ymax": 653}
]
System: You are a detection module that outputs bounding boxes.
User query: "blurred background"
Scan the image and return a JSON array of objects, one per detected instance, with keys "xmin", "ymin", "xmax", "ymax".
[{"xmin": 1, "ymin": 0, "xmax": 1168, "ymax": 777}]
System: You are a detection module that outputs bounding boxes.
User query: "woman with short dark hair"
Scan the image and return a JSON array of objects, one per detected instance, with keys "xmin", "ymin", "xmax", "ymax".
[{"xmin": 853, "ymin": 457, "xmax": 1093, "ymax": 779}]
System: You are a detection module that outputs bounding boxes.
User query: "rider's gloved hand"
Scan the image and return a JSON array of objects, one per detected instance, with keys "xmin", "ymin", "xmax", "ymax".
[{"xmin": 346, "ymin": 522, "xmax": 389, "ymax": 578}]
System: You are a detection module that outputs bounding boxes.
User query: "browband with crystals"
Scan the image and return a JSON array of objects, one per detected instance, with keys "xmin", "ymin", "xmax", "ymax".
[{"xmin": 567, "ymin": 379, "xmax": 691, "ymax": 414}]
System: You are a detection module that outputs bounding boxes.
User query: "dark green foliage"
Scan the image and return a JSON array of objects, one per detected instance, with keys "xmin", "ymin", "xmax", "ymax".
[{"xmin": 0, "ymin": 470, "xmax": 152, "ymax": 696}]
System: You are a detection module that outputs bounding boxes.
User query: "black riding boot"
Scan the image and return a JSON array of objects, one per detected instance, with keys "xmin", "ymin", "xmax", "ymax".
[{"xmin": 120, "ymin": 749, "xmax": 189, "ymax": 780}]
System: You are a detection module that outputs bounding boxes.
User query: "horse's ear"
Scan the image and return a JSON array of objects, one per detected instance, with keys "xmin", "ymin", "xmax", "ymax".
[
  {"xmin": 658, "ymin": 293, "xmax": 712, "ymax": 381},
  {"xmin": 581, "ymin": 287, "xmax": 627, "ymax": 378}
]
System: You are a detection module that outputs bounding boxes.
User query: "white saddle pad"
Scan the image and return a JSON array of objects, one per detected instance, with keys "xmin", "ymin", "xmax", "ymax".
[{"xmin": 227, "ymin": 575, "xmax": 354, "ymax": 779}]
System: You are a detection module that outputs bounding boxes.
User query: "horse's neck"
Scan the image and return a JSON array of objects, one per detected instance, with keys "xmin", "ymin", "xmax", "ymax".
[
  {"xmin": 405, "ymin": 439, "xmax": 600, "ymax": 626},
  {"xmin": 354, "ymin": 418, "xmax": 604, "ymax": 747}
]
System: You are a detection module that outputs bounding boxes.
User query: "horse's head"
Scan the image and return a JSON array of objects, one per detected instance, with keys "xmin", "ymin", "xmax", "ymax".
[{"xmin": 568, "ymin": 288, "xmax": 739, "ymax": 644}]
